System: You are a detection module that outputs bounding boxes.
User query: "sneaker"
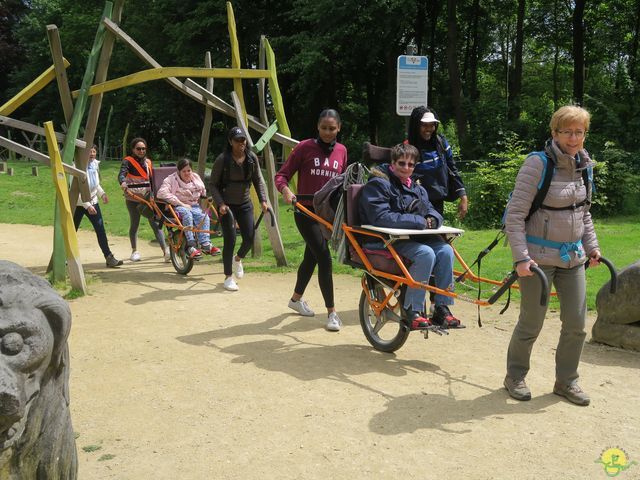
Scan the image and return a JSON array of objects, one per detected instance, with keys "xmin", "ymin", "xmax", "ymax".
[
  {"xmin": 553, "ymin": 382, "xmax": 590, "ymax": 406},
  {"xmin": 106, "ymin": 254, "xmax": 123, "ymax": 268},
  {"xmin": 432, "ymin": 305, "xmax": 464, "ymax": 329},
  {"xmin": 288, "ymin": 298, "xmax": 315, "ymax": 317},
  {"xmin": 130, "ymin": 251, "xmax": 141, "ymax": 262},
  {"xmin": 200, "ymin": 243, "xmax": 212, "ymax": 254},
  {"xmin": 186, "ymin": 246, "xmax": 202, "ymax": 259},
  {"xmin": 210, "ymin": 246, "xmax": 221, "ymax": 255},
  {"xmin": 504, "ymin": 376, "xmax": 532, "ymax": 401},
  {"xmin": 164, "ymin": 248, "xmax": 171, "ymax": 263},
  {"xmin": 326, "ymin": 312, "xmax": 342, "ymax": 331},
  {"xmin": 405, "ymin": 310, "xmax": 432, "ymax": 330},
  {"xmin": 223, "ymin": 277, "xmax": 239, "ymax": 291},
  {"xmin": 232, "ymin": 258, "xmax": 244, "ymax": 279}
]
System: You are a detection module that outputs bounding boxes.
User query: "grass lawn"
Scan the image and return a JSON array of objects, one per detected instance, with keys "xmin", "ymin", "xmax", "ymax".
[{"xmin": 1, "ymin": 159, "xmax": 638, "ymax": 309}]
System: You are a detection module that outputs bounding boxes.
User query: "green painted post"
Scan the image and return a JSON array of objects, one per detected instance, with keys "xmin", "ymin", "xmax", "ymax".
[{"xmin": 60, "ymin": 1, "xmax": 113, "ymax": 167}]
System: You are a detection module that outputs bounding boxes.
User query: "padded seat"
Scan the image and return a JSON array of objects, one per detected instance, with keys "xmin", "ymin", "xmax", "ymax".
[{"xmin": 346, "ymin": 183, "xmax": 407, "ymax": 275}]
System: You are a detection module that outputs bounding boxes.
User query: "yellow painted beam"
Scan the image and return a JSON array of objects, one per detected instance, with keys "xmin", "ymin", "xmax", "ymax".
[
  {"xmin": 72, "ymin": 67, "xmax": 270, "ymax": 98},
  {"xmin": 226, "ymin": 2, "xmax": 247, "ymax": 126},
  {"xmin": 264, "ymin": 39, "xmax": 292, "ymax": 157},
  {"xmin": 0, "ymin": 60, "xmax": 71, "ymax": 116},
  {"xmin": 44, "ymin": 120, "xmax": 87, "ymax": 293}
]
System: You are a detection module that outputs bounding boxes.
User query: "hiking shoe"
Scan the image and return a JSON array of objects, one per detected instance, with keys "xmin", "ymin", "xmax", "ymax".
[
  {"xmin": 432, "ymin": 305, "xmax": 464, "ymax": 329},
  {"xmin": 187, "ymin": 246, "xmax": 202, "ymax": 259},
  {"xmin": 233, "ymin": 258, "xmax": 244, "ymax": 279},
  {"xmin": 223, "ymin": 277, "xmax": 239, "ymax": 291},
  {"xmin": 106, "ymin": 254, "xmax": 123, "ymax": 268},
  {"xmin": 553, "ymin": 382, "xmax": 590, "ymax": 406},
  {"xmin": 130, "ymin": 251, "xmax": 141, "ymax": 262},
  {"xmin": 326, "ymin": 312, "xmax": 342, "ymax": 332},
  {"xmin": 504, "ymin": 376, "xmax": 532, "ymax": 401},
  {"xmin": 288, "ymin": 298, "xmax": 315, "ymax": 317},
  {"xmin": 405, "ymin": 311, "xmax": 432, "ymax": 330},
  {"xmin": 164, "ymin": 248, "xmax": 171, "ymax": 263}
]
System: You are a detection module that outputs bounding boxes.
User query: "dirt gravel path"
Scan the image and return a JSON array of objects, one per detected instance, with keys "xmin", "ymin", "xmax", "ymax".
[{"xmin": 0, "ymin": 223, "xmax": 638, "ymax": 479}]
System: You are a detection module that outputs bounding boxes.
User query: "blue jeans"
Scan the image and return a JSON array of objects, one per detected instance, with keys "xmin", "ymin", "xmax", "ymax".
[
  {"xmin": 391, "ymin": 238, "xmax": 454, "ymax": 312},
  {"xmin": 176, "ymin": 205, "xmax": 210, "ymax": 247}
]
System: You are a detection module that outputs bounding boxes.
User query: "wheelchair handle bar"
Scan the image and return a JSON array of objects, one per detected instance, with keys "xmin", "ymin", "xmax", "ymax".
[
  {"xmin": 585, "ymin": 256, "xmax": 617, "ymax": 294},
  {"xmin": 488, "ymin": 265, "xmax": 549, "ymax": 307}
]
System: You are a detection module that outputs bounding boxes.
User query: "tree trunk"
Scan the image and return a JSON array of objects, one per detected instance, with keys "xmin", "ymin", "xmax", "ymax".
[
  {"xmin": 508, "ymin": 0, "xmax": 525, "ymax": 120},
  {"xmin": 446, "ymin": 0, "xmax": 468, "ymax": 156},
  {"xmin": 572, "ymin": 0, "xmax": 586, "ymax": 105},
  {"xmin": 629, "ymin": 0, "xmax": 640, "ymax": 82},
  {"xmin": 468, "ymin": 0, "xmax": 481, "ymax": 102},
  {"xmin": 427, "ymin": 0, "xmax": 441, "ymax": 104}
]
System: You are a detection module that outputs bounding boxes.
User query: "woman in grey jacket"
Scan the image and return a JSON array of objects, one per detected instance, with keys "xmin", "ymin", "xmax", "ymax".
[{"xmin": 503, "ymin": 105, "xmax": 602, "ymax": 406}]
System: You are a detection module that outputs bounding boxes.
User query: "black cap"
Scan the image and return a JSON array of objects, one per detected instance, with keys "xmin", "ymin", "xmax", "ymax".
[{"xmin": 228, "ymin": 126, "xmax": 246, "ymax": 141}]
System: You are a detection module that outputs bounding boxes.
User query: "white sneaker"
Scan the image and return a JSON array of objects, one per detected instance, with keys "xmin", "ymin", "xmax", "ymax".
[
  {"xmin": 130, "ymin": 251, "xmax": 141, "ymax": 262},
  {"xmin": 326, "ymin": 312, "xmax": 342, "ymax": 332},
  {"xmin": 164, "ymin": 248, "xmax": 171, "ymax": 263},
  {"xmin": 288, "ymin": 298, "xmax": 315, "ymax": 317},
  {"xmin": 223, "ymin": 277, "xmax": 239, "ymax": 291},
  {"xmin": 233, "ymin": 258, "xmax": 244, "ymax": 279}
]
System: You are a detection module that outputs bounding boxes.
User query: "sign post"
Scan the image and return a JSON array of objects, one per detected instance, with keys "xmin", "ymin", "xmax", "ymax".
[{"xmin": 396, "ymin": 55, "xmax": 429, "ymax": 116}]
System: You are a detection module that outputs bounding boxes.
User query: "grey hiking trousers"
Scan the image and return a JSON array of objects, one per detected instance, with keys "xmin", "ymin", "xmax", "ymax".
[{"xmin": 506, "ymin": 264, "xmax": 587, "ymax": 386}]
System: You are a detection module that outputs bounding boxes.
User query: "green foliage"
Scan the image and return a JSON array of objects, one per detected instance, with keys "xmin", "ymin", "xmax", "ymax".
[{"xmin": 591, "ymin": 143, "xmax": 640, "ymax": 217}]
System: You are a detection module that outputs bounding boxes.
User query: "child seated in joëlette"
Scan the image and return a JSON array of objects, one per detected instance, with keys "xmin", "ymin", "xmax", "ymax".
[{"xmin": 157, "ymin": 158, "xmax": 217, "ymax": 258}]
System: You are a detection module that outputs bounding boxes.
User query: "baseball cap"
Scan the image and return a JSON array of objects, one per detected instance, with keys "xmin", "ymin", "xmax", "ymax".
[{"xmin": 228, "ymin": 126, "xmax": 247, "ymax": 141}]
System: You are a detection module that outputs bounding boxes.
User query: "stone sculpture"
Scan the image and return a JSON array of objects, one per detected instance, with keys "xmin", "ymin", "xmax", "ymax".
[
  {"xmin": 0, "ymin": 260, "xmax": 77, "ymax": 479},
  {"xmin": 592, "ymin": 260, "xmax": 640, "ymax": 351}
]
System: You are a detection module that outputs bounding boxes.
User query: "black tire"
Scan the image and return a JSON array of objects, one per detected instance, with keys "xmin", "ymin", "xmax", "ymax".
[
  {"xmin": 359, "ymin": 278, "xmax": 409, "ymax": 353},
  {"xmin": 169, "ymin": 230, "xmax": 194, "ymax": 275}
]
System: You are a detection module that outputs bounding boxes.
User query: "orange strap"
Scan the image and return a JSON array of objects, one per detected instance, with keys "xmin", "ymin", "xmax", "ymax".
[{"xmin": 125, "ymin": 156, "xmax": 153, "ymax": 179}]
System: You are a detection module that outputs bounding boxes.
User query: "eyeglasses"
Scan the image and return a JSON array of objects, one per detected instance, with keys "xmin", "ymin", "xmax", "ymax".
[
  {"xmin": 134, "ymin": 146, "xmax": 147, "ymax": 151},
  {"xmin": 556, "ymin": 130, "xmax": 586, "ymax": 138},
  {"xmin": 395, "ymin": 161, "xmax": 415, "ymax": 168}
]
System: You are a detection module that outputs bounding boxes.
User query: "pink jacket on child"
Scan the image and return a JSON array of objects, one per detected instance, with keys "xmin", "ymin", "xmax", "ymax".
[{"xmin": 157, "ymin": 171, "xmax": 207, "ymax": 207}]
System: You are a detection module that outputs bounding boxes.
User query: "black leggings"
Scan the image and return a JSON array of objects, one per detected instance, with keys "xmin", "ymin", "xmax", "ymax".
[
  {"xmin": 294, "ymin": 208, "xmax": 334, "ymax": 309},
  {"xmin": 221, "ymin": 202, "xmax": 255, "ymax": 276},
  {"xmin": 73, "ymin": 204, "xmax": 112, "ymax": 258},
  {"xmin": 125, "ymin": 200, "xmax": 167, "ymax": 251}
]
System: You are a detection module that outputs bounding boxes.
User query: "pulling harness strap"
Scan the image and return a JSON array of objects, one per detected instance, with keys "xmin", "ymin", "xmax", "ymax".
[
  {"xmin": 539, "ymin": 198, "xmax": 590, "ymax": 211},
  {"xmin": 525, "ymin": 235, "xmax": 583, "ymax": 263}
]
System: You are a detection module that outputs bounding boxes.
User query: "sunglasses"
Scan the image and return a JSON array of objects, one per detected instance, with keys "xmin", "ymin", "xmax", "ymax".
[
  {"xmin": 395, "ymin": 161, "xmax": 415, "ymax": 168},
  {"xmin": 134, "ymin": 146, "xmax": 147, "ymax": 151}
]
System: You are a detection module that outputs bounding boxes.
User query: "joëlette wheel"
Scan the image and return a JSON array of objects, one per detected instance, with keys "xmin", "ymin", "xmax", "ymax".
[
  {"xmin": 359, "ymin": 277, "xmax": 409, "ymax": 353},
  {"xmin": 169, "ymin": 231, "xmax": 194, "ymax": 275}
]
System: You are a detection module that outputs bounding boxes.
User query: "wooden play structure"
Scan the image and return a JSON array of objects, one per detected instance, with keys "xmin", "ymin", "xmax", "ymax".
[{"xmin": 0, "ymin": 1, "xmax": 298, "ymax": 292}]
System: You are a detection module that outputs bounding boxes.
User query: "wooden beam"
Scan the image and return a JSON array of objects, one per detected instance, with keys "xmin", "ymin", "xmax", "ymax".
[
  {"xmin": 44, "ymin": 121, "xmax": 86, "ymax": 293},
  {"xmin": 0, "ymin": 135, "xmax": 87, "ymax": 178},
  {"xmin": 61, "ymin": 1, "xmax": 111, "ymax": 170},
  {"xmin": 196, "ymin": 51, "xmax": 214, "ymax": 178},
  {"xmin": 72, "ymin": 67, "xmax": 270, "ymax": 98},
  {"xmin": 71, "ymin": 0, "xmax": 124, "ymax": 208},
  {"xmin": 102, "ymin": 18, "xmax": 298, "ymax": 149},
  {"xmin": 252, "ymin": 120, "xmax": 279, "ymax": 154},
  {"xmin": 46, "ymin": 25, "xmax": 74, "ymax": 123},
  {"xmin": 264, "ymin": 38, "xmax": 293, "ymax": 160},
  {"xmin": 0, "ymin": 60, "xmax": 71, "ymax": 116},
  {"xmin": 0, "ymin": 115, "xmax": 86, "ymax": 149},
  {"xmin": 257, "ymin": 37, "xmax": 279, "ymax": 218},
  {"xmin": 184, "ymin": 79, "xmax": 298, "ymax": 149},
  {"xmin": 226, "ymin": 2, "xmax": 247, "ymax": 127}
]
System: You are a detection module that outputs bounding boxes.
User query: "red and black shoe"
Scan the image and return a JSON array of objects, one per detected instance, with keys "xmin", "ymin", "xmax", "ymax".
[
  {"xmin": 405, "ymin": 311, "xmax": 433, "ymax": 330},
  {"xmin": 431, "ymin": 305, "xmax": 465, "ymax": 329}
]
